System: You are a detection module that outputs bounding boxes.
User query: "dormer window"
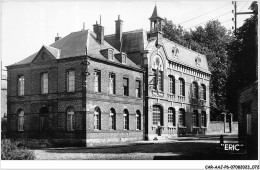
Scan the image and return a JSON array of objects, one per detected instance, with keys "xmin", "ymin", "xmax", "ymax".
[
  {"xmin": 122, "ymin": 53, "xmax": 126, "ymax": 64},
  {"xmin": 108, "ymin": 49, "xmax": 114, "ymax": 61}
]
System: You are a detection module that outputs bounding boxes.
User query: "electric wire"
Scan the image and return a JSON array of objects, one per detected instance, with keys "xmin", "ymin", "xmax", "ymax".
[{"xmin": 178, "ymin": 3, "xmax": 229, "ymax": 25}]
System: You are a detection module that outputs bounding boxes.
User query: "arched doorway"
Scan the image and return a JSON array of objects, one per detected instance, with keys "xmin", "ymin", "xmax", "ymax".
[{"xmin": 39, "ymin": 107, "xmax": 49, "ymax": 132}]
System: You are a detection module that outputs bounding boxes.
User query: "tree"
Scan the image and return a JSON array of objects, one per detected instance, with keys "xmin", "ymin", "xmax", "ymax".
[{"xmin": 227, "ymin": 1, "xmax": 258, "ymax": 118}]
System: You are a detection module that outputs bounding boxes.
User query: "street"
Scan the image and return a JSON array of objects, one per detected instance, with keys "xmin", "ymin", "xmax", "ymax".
[{"xmin": 33, "ymin": 134, "xmax": 252, "ymax": 160}]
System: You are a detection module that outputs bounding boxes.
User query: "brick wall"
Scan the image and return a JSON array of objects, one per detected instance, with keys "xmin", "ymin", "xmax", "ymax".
[{"xmin": 7, "ymin": 55, "xmax": 144, "ymax": 144}]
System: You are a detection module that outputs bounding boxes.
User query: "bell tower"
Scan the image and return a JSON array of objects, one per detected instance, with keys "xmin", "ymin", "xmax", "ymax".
[{"xmin": 148, "ymin": 5, "xmax": 164, "ymax": 46}]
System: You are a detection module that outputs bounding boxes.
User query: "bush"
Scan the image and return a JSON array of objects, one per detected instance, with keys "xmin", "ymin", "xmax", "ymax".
[{"xmin": 1, "ymin": 139, "xmax": 35, "ymax": 160}]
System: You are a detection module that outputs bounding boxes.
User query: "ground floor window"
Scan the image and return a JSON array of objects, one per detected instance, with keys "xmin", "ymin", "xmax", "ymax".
[
  {"xmin": 109, "ymin": 108, "xmax": 116, "ymax": 130},
  {"xmin": 67, "ymin": 107, "xmax": 75, "ymax": 131},
  {"xmin": 136, "ymin": 110, "xmax": 141, "ymax": 130},
  {"xmin": 179, "ymin": 108, "xmax": 185, "ymax": 127},
  {"xmin": 18, "ymin": 110, "xmax": 24, "ymax": 131},
  {"xmin": 153, "ymin": 105, "xmax": 162, "ymax": 126},
  {"xmin": 168, "ymin": 108, "xmax": 175, "ymax": 126},
  {"xmin": 123, "ymin": 109, "xmax": 129, "ymax": 130},
  {"xmin": 201, "ymin": 111, "xmax": 206, "ymax": 127},
  {"xmin": 94, "ymin": 107, "xmax": 101, "ymax": 130},
  {"xmin": 192, "ymin": 110, "xmax": 199, "ymax": 127}
]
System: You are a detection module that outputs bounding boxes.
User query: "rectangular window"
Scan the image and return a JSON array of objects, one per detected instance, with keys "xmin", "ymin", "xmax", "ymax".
[
  {"xmin": 136, "ymin": 114, "xmax": 141, "ymax": 130},
  {"xmin": 41, "ymin": 73, "xmax": 48, "ymax": 94},
  {"xmin": 67, "ymin": 70, "xmax": 75, "ymax": 92},
  {"xmin": 153, "ymin": 106, "xmax": 161, "ymax": 126},
  {"xmin": 123, "ymin": 77, "xmax": 129, "ymax": 96},
  {"xmin": 18, "ymin": 76, "xmax": 25, "ymax": 96},
  {"xmin": 109, "ymin": 73, "xmax": 115, "ymax": 94},
  {"xmin": 136, "ymin": 80, "xmax": 141, "ymax": 98},
  {"xmin": 169, "ymin": 76, "xmax": 175, "ymax": 94},
  {"xmin": 152, "ymin": 69, "xmax": 157, "ymax": 90},
  {"xmin": 179, "ymin": 79, "xmax": 185, "ymax": 96},
  {"xmin": 94, "ymin": 114, "xmax": 99, "ymax": 130},
  {"xmin": 168, "ymin": 113, "xmax": 173, "ymax": 126},
  {"xmin": 158, "ymin": 71, "xmax": 163, "ymax": 91},
  {"xmin": 123, "ymin": 114, "xmax": 129, "ymax": 130},
  {"xmin": 94, "ymin": 70, "xmax": 101, "ymax": 92},
  {"xmin": 201, "ymin": 112, "xmax": 206, "ymax": 127}
]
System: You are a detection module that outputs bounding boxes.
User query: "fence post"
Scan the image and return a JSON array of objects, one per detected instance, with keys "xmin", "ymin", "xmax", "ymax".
[
  {"xmin": 229, "ymin": 113, "xmax": 233, "ymax": 133},
  {"xmin": 221, "ymin": 112, "xmax": 226, "ymax": 133}
]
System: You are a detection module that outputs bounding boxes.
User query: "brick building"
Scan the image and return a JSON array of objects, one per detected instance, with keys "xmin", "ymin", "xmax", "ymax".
[
  {"xmin": 105, "ymin": 5, "xmax": 211, "ymax": 140},
  {"xmin": 7, "ymin": 23, "xmax": 144, "ymax": 146},
  {"xmin": 7, "ymin": 5, "xmax": 211, "ymax": 145}
]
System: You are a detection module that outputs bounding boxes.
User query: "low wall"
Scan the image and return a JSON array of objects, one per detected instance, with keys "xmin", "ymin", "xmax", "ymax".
[{"xmin": 207, "ymin": 121, "xmax": 238, "ymax": 134}]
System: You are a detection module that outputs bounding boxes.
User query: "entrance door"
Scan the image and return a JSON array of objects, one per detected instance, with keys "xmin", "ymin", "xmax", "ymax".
[{"xmin": 39, "ymin": 107, "xmax": 49, "ymax": 132}]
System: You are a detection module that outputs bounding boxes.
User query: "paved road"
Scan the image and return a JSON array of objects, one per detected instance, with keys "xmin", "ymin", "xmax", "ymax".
[{"xmin": 33, "ymin": 134, "xmax": 253, "ymax": 160}]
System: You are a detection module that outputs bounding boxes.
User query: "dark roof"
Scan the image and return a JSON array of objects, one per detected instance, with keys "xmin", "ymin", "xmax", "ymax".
[
  {"xmin": 105, "ymin": 29, "xmax": 147, "ymax": 66},
  {"xmin": 150, "ymin": 5, "xmax": 163, "ymax": 19},
  {"xmin": 106, "ymin": 29, "xmax": 210, "ymax": 73},
  {"xmin": 9, "ymin": 30, "xmax": 141, "ymax": 69}
]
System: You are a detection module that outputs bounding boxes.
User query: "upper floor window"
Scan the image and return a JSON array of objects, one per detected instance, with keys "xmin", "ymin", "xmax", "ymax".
[
  {"xmin": 179, "ymin": 78, "xmax": 185, "ymax": 96},
  {"xmin": 108, "ymin": 49, "xmax": 114, "ymax": 61},
  {"xmin": 94, "ymin": 107, "xmax": 101, "ymax": 130},
  {"xmin": 67, "ymin": 70, "xmax": 75, "ymax": 92},
  {"xmin": 67, "ymin": 107, "xmax": 75, "ymax": 131},
  {"xmin": 201, "ymin": 84, "xmax": 206, "ymax": 100},
  {"xmin": 109, "ymin": 73, "xmax": 116, "ymax": 94},
  {"xmin": 192, "ymin": 82, "xmax": 199, "ymax": 99},
  {"xmin": 123, "ymin": 109, "xmax": 129, "ymax": 130},
  {"xmin": 41, "ymin": 73, "xmax": 48, "ymax": 94},
  {"xmin": 122, "ymin": 54, "xmax": 126, "ymax": 64},
  {"xmin": 18, "ymin": 110, "xmax": 24, "ymax": 131},
  {"xmin": 123, "ymin": 77, "xmax": 129, "ymax": 96},
  {"xmin": 94, "ymin": 70, "xmax": 101, "ymax": 92},
  {"xmin": 135, "ymin": 80, "xmax": 141, "ymax": 98},
  {"xmin": 136, "ymin": 110, "xmax": 141, "ymax": 130},
  {"xmin": 168, "ymin": 108, "xmax": 175, "ymax": 126},
  {"xmin": 18, "ymin": 76, "xmax": 25, "ymax": 96},
  {"xmin": 109, "ymin": 108, "xmax": 116, "ymax": 130},
  {"xmin": 158, "ymin": 70, "xmax": 163, "ymax": 91},
  {"xmin": 169, "ymin": 76, "xmax": 175, "ymax": 94},
  {"xmin": 152, "ymin": 55, "xmax": 163, "ymax": 91}
]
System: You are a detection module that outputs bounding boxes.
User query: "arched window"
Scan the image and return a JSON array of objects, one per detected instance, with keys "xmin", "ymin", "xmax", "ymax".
[
  {"xmin": 201, "ymin": 111, "xmax": 207, "ymax": 127},
  {"xmin": 179, "ymin": 78, "xmax": 185, "ymax": 96},
  {"xmin": 18, "ymin": 110, "xmax": 24, "ymax": 131},
  {"xmin": 192, "ymin": 110, "xmax": 199, "ymax": 127},
  {"xmin": 192, "ymin": 82, "xmax": 199, "ymax": 99},
  {"xmin": 94, "ymin": 107, "xmax": 101, "ymax": 130},
  {"xmin": 179, "ymin": 108, "xmax": 185, "ymax": 127},
  {"xmin": 109, "ymin": 108, "xmax": 116, "ymax": 130},
  {"xmin": 201, "ymin": 84, "xmax": 206, "ymax": 100},
  {"xmin": 152, "ymin": 105, "xmax": 163, "ymax": 126},
  {"xmin": 67, "ymin": 107, "xmax": 75, "ymax": 131},
  {"xmin": 136, "ymin": 110, "xmax": 141, "ymax": 130},
  {"xmin": 152, "ymin": 55, "xmax": 163, "ymax": 91},
  {"xmin": 168, "ymin": 108, "xmax": 175, "ymax": 126},
  {"xmin": 169, "ymin": 76, "xmax": 175, "ymax": 94},
  {"xmin": 123, "ymin": 109, "xmax": 129, "ymax": 130}
]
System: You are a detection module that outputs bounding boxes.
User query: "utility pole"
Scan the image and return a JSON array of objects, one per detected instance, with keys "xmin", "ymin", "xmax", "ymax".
[{"xmin": 232, "ymin": 1, "xmax": 255, "ymax": 34}]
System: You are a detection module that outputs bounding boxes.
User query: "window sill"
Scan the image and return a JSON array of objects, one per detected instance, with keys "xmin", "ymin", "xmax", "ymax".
[
  {"xmin": 67, "ymin": 130, "xmax": 75, "ymax": 132},
  {"xmin": 192, "ymin": 126, "xmax": 200, "ymax": 129},
  {"xmin": 18, "ymin": 130, "xmax": 24, "ymax": 132},
  {"xmin": 178, "ymin": 126, "xmax": 187, "ymax": 128},
  {"xmin": 201, "ymin": 126, "xmax": 207, "ymax": 129}
]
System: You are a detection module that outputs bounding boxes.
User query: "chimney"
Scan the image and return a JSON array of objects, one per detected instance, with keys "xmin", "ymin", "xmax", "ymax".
[
  {"xmin": 55, "ymin": 33, "xmax": 61, "ymax": 42},
  {"xmin": 93, "ymin": 17, "xmax": 104, "ymax": 45},
  {"xmin": 115, "ymin": 15, "xmax": 123, "ymax": 51}
]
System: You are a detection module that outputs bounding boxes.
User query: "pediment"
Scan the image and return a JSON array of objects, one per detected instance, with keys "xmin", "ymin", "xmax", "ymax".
[{"xmin": 32, "ymin": 46, "xmax": 58, "ymax": 63}]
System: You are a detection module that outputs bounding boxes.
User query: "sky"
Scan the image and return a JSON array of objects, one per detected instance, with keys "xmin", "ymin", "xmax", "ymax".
[{"xmin": 1, "ymin": 0, "xmax": 254, "ymax": 72}]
